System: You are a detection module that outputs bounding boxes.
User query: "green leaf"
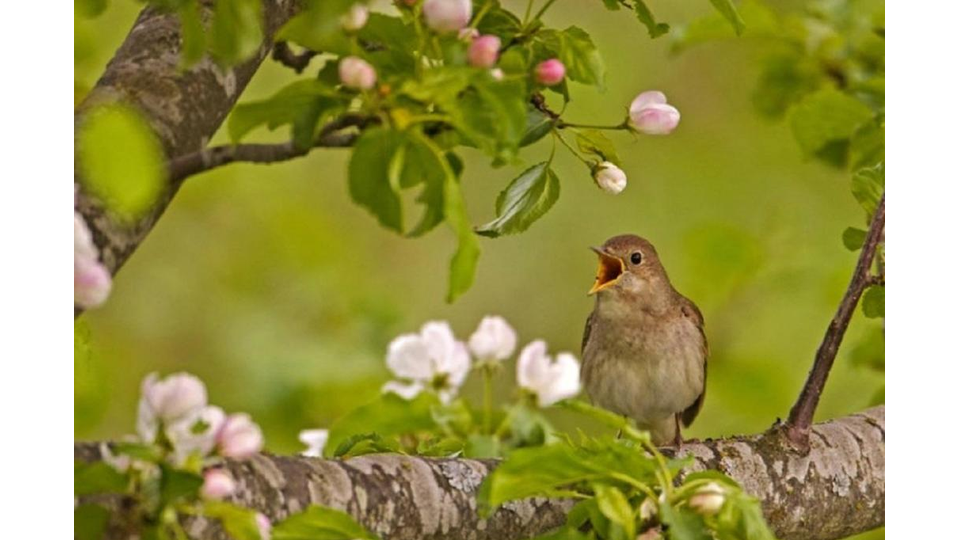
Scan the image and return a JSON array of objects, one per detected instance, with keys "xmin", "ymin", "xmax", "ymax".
[
  {"xmin": 633, "ymin": 1, "xmax": 670, "ymax": 38},
  {"xmin": 789, "ymin": 89, "xmax": 874, "ymax": 159},
  {"xmin": 178, "ymin": 2, "xmax": 207, "ymax": 67},
  {"xmin": 672, "ymin": 0, "xmax": 777, "ymax": 52},
  {"xmin": 659, "ymin": 502, "xmax": 709, "ymax": 540},
  {"xmin": 476, "ymin": 162, "xmax": 561, "ymax": 238},
  {"xmin": 448, "ymin": 76, "xmax": 528, "ymax": 161},
  {"xmin": 210, "ymin": 0, "xmax": 263, "ymax": 65},
  {"xmin": 465, "ymin": 434, "xmax": 501, "ymax": 458},
  {"xmin": 441, "ymin": 154, "xmax": 481, "ymax": 302},
  {"xmin": 277, "ymin": 0, "xmax": 356, "ymax": 53},
  {"xmin": 841, "ymin": 227, "xmax": 867, "ymax": 251},
  {"xmin": 75, "ymin": 504, "xmax": 111, "ymax": 540},
  {"xmin": 536, "ymin": 27, "xmax": 606, "ymax": 88},
  {"xmin": 326, "ymin": 393, "xmax": 441, "ymax": 457},
  {"xmin": 576, "ymin": 129, "xmax": 621, "ymax": 167},
  {"xmin": 399, "ymin": 136, "xmax": 448, "ymax": 237},
  {"xmin": 599, "ymin": 0, "xmax": 621, "ymax": 10},
  {"xmin": 332, "ymin": 433, "xmax": 403, "ymax": 458},
  {"xmin": 850, "ymin": 115, "xmax": 885, "ymax": 170},
  {"xmin": 77, "ymin": 104, "xmax": 165, "ymax": 221},
  {"xmin": 227, "ymin": 80, "xmax": 342, "ymax": 144},
  {"xmin": 348, "ymin": 128, "xmax": 407, "ymax": 233},
  {"xmin": 204, "ymin": 501, "xmax": 263, "ymax": 540},
  {"xmin": 75, "ymin": 461, "xmax": 127, "ymax": 496},
  {"xmin": 520, "ymin": 107, "xmax": 556, "ymax": 148},
  {"xmin": 476, "ymin": 3, "xmax": 523, "ymax": 40},
  {"xmin": 76, "ymin": 0, "xmax": 108, "ymax": 18},
  {"xmin": 113, "ymin": 441, "xmax": 163, "ymax": 461},
  {"xmin": 506, "ymin": 404, "xmax": 551, "ymax": 447},
  {"xmin": 525, "ymin": 527, "xmax": 594, "ymax": 540},
  {"xmin": 749, "ymin": 51, "xmax": 823, "ymax": 119},
  {"xmin": 159, "ymin": 464, "xmax": 204, "ymax": 505},
  {"xmin": 708, "ymin": 0, "xmax": 746, "ymax": 35},
  {"xmin": 273, "ymin": 505, "xmax": 378, "ymax": 540},
  {"xmin": 357, "ymin": 14, "xmax": 418, "ymax": 78},
  {"xmin": 851, "ymin": 163, "xmax": 884, "ymax": 218},
  {"xmin": 594, "ymin": 484, "xmax": 636, "ymax": 539},
  {"xmin": 416, "ymin": 437, "xmax": 465, "ymax": 457},
  {"xmin": 862, "ymin": 286, "xmax": 884, "ymax": 318}
]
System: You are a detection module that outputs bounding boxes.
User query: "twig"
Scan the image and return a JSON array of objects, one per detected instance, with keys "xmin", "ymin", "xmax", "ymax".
[
  {"xmin": 784, "ymin": 194, "xmax": 885, "ymax": 448},
  {"xmin": 167, "ymin": 114, "xmax": 375, "ymax": 186},
  {"xmin": 272, "ymin": 42, "xmax": 319, "ymax": 74}
]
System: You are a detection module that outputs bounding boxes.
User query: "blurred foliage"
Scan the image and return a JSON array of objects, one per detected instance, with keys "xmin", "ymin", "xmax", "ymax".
[{"xmin": 75, "ymin": 1, "xmax": 883, "ymax": 538}]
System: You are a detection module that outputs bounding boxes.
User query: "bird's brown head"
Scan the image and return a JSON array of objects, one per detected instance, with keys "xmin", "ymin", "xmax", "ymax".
[{"xmin": 588, "ymin": 234, "xmax": 668, "ymax": 296}]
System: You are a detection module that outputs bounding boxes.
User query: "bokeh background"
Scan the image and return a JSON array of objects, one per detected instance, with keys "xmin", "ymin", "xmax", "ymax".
[{"xmin": 75, "ymin": 1, "xmax": 883, "ymax": 536}]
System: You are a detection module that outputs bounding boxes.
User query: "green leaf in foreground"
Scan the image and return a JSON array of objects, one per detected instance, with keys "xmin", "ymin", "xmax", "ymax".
[
  {"xmin": 203, "ymin": 501, "xmax": 263, "ymax": 540},
  {"xmin": 633, "ymin": 1, "xmax": 670, "ymax": 39},
  {"xmin": 594, "ymin": 483, "xmax": 636, "ymax": 538},
  {"xmin": 273, "ymin": 505, "xmax": 378, "ymax": 540},
  {"xmin": 851, "ymin": 163, "xmax": 885, "ymax": 218},
  {"xmin": 209, "ymin": 0, "xmax": 263, "ymax": 66},
  {"xmin": 326, "ymin": 393, "xmax": 441, "ymax": 457},
  {"xmin": 227, "ymin": 80, "xmax": 342, "ymax": 145},
  {"xmin": 842, "ymin": 227, "xmax": 867, "ymax": 251},
  {"xmin": 476, "ymin": 162, "xmax": 560, "ymax": 238},
  {"xmin": 708, "ymin": 0, "xmax": 747, "ymax": 36},
  {"xmin": 862, "ymin": 286, "xmax": 884, "ymax": 318},
  {"xmin": 348, "ymin": 128, "xmax": 406, "ymax": 233},
  {"xmin": 159, "ymin": 465, "xmax": 203, "ymax": 505},
  {"xmin": 77, "ymin": 104, "xmax": 165, "ymax": 221},
  {"xmin": 75, "ymin": 504, "xmax": 111, "ymax": 540},
  {"xmin": 789, "ymin": 89, "xmax": 874, "ymax": 158},
  {"xmin": 75, "ymin": 461, "xmax": 127, "ymax": 496},
  {"xmin": 537, "ymin": 27, "xmax": 606, "ymax": 88},
  {"xmin": 576, "ymin": 129, "xmax": 621, "ymax": 167}
]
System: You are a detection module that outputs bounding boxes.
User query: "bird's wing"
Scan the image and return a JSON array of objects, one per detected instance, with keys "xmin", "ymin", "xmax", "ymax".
[
  {"xmin": 679, "ymin": 297, "xmax": 708, "ymax": 428},
  {"xmin": 581, "ymin": 310, "xmax": 595, "ymax": 355}
]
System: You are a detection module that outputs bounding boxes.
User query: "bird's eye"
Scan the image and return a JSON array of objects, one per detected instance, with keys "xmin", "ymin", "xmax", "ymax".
[{"xmin": 630, "ymin": 252, "xmax": 643, "ymax": 265}]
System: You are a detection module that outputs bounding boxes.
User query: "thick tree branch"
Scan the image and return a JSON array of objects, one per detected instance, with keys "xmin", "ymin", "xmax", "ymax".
[
  {"xmin": 785, "ymin": 195, "xmax": 885, "ymax": 447},
  {"xmin": 74, "ymin": 1, "xmax": 300, "ymax": 301},
  {"xmin": 75, "ymin": 406, "xmax": 884, "ymax": 540}
]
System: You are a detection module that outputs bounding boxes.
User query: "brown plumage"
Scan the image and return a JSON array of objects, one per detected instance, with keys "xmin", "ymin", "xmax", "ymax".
[{"xmin": 581, "ymin": 234, "xmax": 707, "ymax": 446}]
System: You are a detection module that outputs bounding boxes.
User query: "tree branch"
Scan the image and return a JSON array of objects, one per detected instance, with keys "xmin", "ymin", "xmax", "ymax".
[
  {"xmin": 785, "ymin": 195, "xmax": 885, "ymax": 447},
  {"xmin": 271, "ymin": 41, "xmax": 319, "ymax": 74},
  {"xmin": 75, "ymin": 407, "xmax": 884, "ymax": 540}
]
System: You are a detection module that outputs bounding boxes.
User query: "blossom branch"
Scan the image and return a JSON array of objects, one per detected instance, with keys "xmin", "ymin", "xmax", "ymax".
[
  {"xmin": 271, "ymin": 41, "xmax": 319, "ymax": 74},
  {"xmin": 784, "ymin": 194, "xmax": 885, "ymax": 448}
]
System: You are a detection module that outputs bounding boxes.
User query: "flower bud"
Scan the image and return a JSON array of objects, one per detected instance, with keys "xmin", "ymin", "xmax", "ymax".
[
  {"xmin": 74, "ymin": 213, "xmax": 112, "ymax": 309},
  {"xmin": 468, "ymin": 35, "xmax": 501, "ymax": 68},
  {"xmin": 468, "ymin": 315, "xmax": 517, "ymax": 362},
  {"xmin": 141, "ymin": 372, "xmax": 208, "ymax": 423},
  {"xmin": 688, "ymin": 482, "xmax": 725, "ymax": 515},
  {"xmin": 628, "ymin": 90, "xmax": 680, "ymax": 135},
  {"xmin": 535, "ymin": 59, "xmax": 565, "ymax": 86},
  {"xmin": 593, "ymin": 162, "xmax": 627, "ymax": 194},
  {"xmin": 338, "ymin": 56, "xmax": 377, "ymax": 90},
  {"xmin": 340, "ymin": 4, "xmax": 369, "ymax": 31},
  {"xmin": 423, "ymin": 0, "xmax": 472, "ymax": 33},
  {"xmin": 217, "ymin": 413, "xmax": 264, "ymax": 459},
  {"xmin": 255, "ymin": 513, "xmax": 272, "ymax": 540},
  {"xmin": 201, "ymin": 469, "xmax": 237, "ymax": 499}
]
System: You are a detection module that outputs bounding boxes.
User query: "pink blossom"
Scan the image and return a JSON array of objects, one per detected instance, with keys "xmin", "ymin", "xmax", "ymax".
[
  {"xmin": 338, "ymin": 56, "xmax": 377, "ymax": 90},
  {"xmin": 201, "ymin": 469, "xmax": 237, "ymax": 499},
  {"xmin": 535, "ymin": 59, "xmax": 565, "ymax": 86},
  {"xmin": 468, "ymin": 35, "xmax": 501, "ymax": 68},
  {"xmin": 217, "ymin": 413, "xmax": 264, "ymax": 459},
  {"xmin": 628, "ymin": 90, "xmax": 680, "ymax": 135},
  {"xmin": 74, "ymin": 213, "xmax": 111, "ymax": 309},
  {"xmin": 423, "ymin": 0, "xmax": 472, "ymax": 33},
  {"xmin": 255, "ymin": 513, "xmax": 272, "ymax": 540}
]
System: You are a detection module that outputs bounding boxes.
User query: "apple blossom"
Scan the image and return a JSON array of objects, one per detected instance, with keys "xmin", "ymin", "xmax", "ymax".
[
  {"xmin": 382, "ymin": 321, "xmax": 471, "ymax": 403},
  {"xmin": 298, "ymin": 428, "xmax": 329, "ymax": 457},
  {"xmin": 468, "ymin": 35, "xmax": 501, "ymax": 68},
  {"xmin": 688, "ymin": 482, "xmax": 726, "ymax": 515},
  {"xmin": 217, "ymin": 413, "xmax": 264, "ymax": 459},
  {"xmin": 139, "ymin": 372, "xmax": 208, "ymax": 428},
  {"xmin": 629, "ymin": 90, "xmax": 680, "ymax": 135},
  {"xmin": 423, "ymin": 0, "xmax": 472, "ymax": 33},
  {"xmin": 468, "ymin": 315, "xmax": 517, "ymax": 363},
  {"xmin": 100, "ymin": 442, "xmax": 131, "ymax": 473},
  {"xmin": 166, "ymin": 405, "xmax": 226, "ymax": 462},
  {"xmin": 340, "ymin": 4, "xmax": 369, "ymax": 31},
  {"xmin": 516, "ymin": 340, "xmax": 581, "ymax": 407},
  {"xmin": 255, "ymin": 512, "xmax": 272, "ymax": 540},
  {"xmin": 593, "ymin": 162, "xmax": 627, "ymax": 194},
  {"xmin": 74, "ymin": 212, "xmax": 112, "ymax": 309},
  {"xmin": 339, "ymin": 56, "xmax": 377, "ymax": 90},
  {"xmin": 535, "ymin": 59, "xmax": 565, "ymax": 86},
  {"xmin": 201, "ymin": 469, "xmax": 237, "ymax": 499}
]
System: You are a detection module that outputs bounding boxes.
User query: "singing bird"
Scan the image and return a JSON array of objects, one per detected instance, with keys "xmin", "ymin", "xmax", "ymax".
[{"xmin": 581, "ymin": 234, "xmax": 707, "ymax": 446}]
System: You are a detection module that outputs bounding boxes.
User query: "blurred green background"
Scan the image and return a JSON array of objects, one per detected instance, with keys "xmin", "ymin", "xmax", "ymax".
[{"xmin": 75, "ymin": 3, "xmax": 882, "ymax": 535}]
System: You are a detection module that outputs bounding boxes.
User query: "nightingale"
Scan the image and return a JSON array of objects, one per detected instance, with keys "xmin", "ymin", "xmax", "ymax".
[{"xmin": 581, "ymin": 234, "xmax": 707, "ymax": 446}]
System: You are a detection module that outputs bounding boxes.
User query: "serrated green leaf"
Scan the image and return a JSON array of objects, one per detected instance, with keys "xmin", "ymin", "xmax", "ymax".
[
  {"xmin": 789, "ymin": 89, "xmax": 874, "ymax": 159},
  {"xmin": 842, "ymin": 227, "xmax": 867, "ymax": 251},
  {"xmin": 399, "ymin": 136, "xmax": 448, "ymax": 237},
  {"xmin": 520, "ymin": 107, "xmax": 556, "ymax": 147},
  {"xmin": 348, "ymin": 128, "xmax": 406, "ymax": 233},
  {"xmin": 77, "ymin": 104, "xmax": 165, "ymax": 221},
  {"xmin": 75, "ymin": 461, "xmax": 128, "ymax": 496},
  {"xmin": 850, "ymin": 115, "xmax": 885, "ymax": 170},
  {"xmin": 594, "ymin": 484, "xmax": 636, "ymax": 539},
  {"xmin": 633, "ymin": 1, "xmax": 670, "ymax": 38},
  {"xmin": 204, "ymin": 501, "xmax": 263, "ymax": 540},
  {"xmin": 576, "ymin": 129, "xmax": 621, "ymax": 166},
  {"xmin": 449, "ymin": 76, "xmax": 528, "ymax": 161},
  {"xmin": 441, "ymin": 153, "xmax": 481, "ymax": 302},
  {"xmin": 862, "ymin": 286, "xmax": 884, "ymax": 318},
  {"xmin": 75, "ymin": 504, "xmax": 111, "ymax": 540},
  {"xmin": 326, "ymin": 393, "xmax": 441, "ymax": 457},
  {"xmin": 210, "ymin": 0, "xmax": 263, "ymax": 66},
  {"xmin": 357, "ymin": 14, "xmax": 418, "ymax": 78},
  {"xmin": 476, "ymin": 3, "xmax": 523, "ymax": 39},
  {"xmin": 476, "ymin": 163, "xmax": 560, "ymax": 238},
  {"xmin": 708, "ymin": 0, "xmax": 746, "ymax": 35},
  {"xmin": 536, "ymin": 27, "xmax": 605, "ymax": 88},
  {"xmin": 273, "ymin": 505, "xmax": 378, "ymax": 540},
  {"xmin": 228, "ymin": 80, "xmax": 342, "ymax": 144},
  {"xmin": 159, "ymin": 464, "xmax": 203, "ymax": 505},
  {"xmin": 851, "ymin": 162, "xmax": 884, "ymax": 218}
]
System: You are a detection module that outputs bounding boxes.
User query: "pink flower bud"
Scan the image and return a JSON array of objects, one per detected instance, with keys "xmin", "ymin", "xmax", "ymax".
[
  {"xmin": 217, "ymin": 413, "xmax": 264, "ymax": 459},
  {"xmin": 593, "ymin": 162, "xmax": 627, "ymax": 194},
  {"xmin": 201, "ymin": 469, "xmax": 237, "ymax": 499},
  {"xmin": 535, "ymin": 59, "xmax": 565, "ymax": 86},
  {"xmin": 255, "ymin": 513, "xmax": 272, "ymax": 540},
  {"xmin": 468, "ymin": 35, "xmax": 501, "ymax": 68},
  {"xmin": 340, "ymin": 4, "xmax": 369, "ymax": 31},
  {"xmin": 629, "ymin": 90, "xmax": 680, "ymax": 135},
  {"xmin": 423, "ymin": 0, "xmax": 472, "ymax": 33},
  {"xmin": 74, "ymin": 213, "xmax": 112, "ymax": 309},
  {"xmin": 338, "ymin": 56, "xmax": 377, "ymax": 90},
  {"xmin": 140, "ymin": 372, "xmax": 208, "ymax": 423}
]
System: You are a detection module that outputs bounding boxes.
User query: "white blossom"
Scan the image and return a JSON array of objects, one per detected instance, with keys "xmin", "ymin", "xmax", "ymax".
[
  {"xmin": 217, "ymin": 413, "xmax": 264, "ymax": 459},
  {"xmin": 166, "ymin": 405, "xmax": 226, "ymax": 463},
  {"xmin": 629, "ymin": 90, "xmax": 680, "ymax": 135},
  {"xmin": 516, "ymin": 340, "xmax": 581, "ymax": 407},
  {"xmin": 593, "ymin": 162, "xmax": 627, "ymax": 194},
  {"xmin": 468, "ymin": 315, "xmax": 517, "ymax": 363},
  {"xmin": 423, "ymin": 0, "xmax": 472, "ymax": 33},
  {"xmin": 201, "ymin": 469, "xmax": 237, "ymax": 499},
  {"xmin": 382, "ymin": 321, "xmax": 471, "ymax": 403},
  {"xmin": 688, "ymin": 482, "xmax": 726, "ymax": 515},
  {"xmin": 298, "ymin": 429, "xmax": 329, "ymax": 458}
]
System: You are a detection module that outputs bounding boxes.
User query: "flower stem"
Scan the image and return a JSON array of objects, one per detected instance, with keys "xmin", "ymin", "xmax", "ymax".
[
  {"xmin": 558, "ymin": 120, "xmax": 631, "ymax": 131},
  {"xmin": 482, "ymin": 366, "xmax": 493, "ymax": 434},
  {"xmin": 532, "ymin": 0, "xmax": 559, "ymax": 21},
  {"xmin": 522, "ymin": 0, "xmax": 535, "ymax": 25},
  {"xmin": 553, "ymin": 130, "xmax": 593, "ymax": 167}
]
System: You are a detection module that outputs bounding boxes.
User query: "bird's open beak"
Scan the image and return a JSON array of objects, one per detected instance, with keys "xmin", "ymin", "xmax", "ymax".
[{"xmin": 588, "ymin": 246, "xmax": 625, "ymax": 295}]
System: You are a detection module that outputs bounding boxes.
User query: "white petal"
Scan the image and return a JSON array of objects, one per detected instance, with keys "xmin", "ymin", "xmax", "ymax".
[
  {"xmin": 298, "ymin": 429, "xmax": 329, "ymax": 457},
  {"xmin": 382, "ymin": 380, "xmax": 425, "ymax": 400},
  {"xmin": 420, "ymin": 321, "xmax": 458, "ymax": 371},
  {"xmin": 166, "ymin": 405, "xmax": 226, "ymax": 461},
  {"xmin": 386, "ymin": 334, "xmax": 433, "ymax": 380},
  {"xmin": 468, "ymin": 316, "xmax": 518, "ymax": 361},
  {"xmin": 629, "ymin": 90, "xmax": 667, "ymax": 115},
  {"xmin": 538, "ymin": 353, "xmax": 582, "ymax": 406},
  {"xmin": 516, "ymin": 340, "xmax": 549, "ymax": 390},
  {"xmin": 443, "ymin": 341, "xmax": 472, "ymax": 388},
  {"xmin": 135, "ymin": 397, "xmax": 158, "ymax": 443}
]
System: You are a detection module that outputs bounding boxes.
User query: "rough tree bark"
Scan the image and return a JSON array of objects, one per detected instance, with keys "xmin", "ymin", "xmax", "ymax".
[{"xmin": 75, "ymin": 406, "xmax": 884, "ymax": 540}]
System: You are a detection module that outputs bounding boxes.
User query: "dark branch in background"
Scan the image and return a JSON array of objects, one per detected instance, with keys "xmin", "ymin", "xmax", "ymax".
[
  {"xmin": 785, "ymin": 194, "xmax": 885, "ymax": 448},
  {"xmin": 167, "ymin": 114, "xmax": 376, "ymax": 186},
  {"xmin": 75, "ymin": 407, "xmax": 884, "ymax": 540},
  {"xmin": 271, "ymin": 41, "xmax": 319, "ymax": 74}
]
